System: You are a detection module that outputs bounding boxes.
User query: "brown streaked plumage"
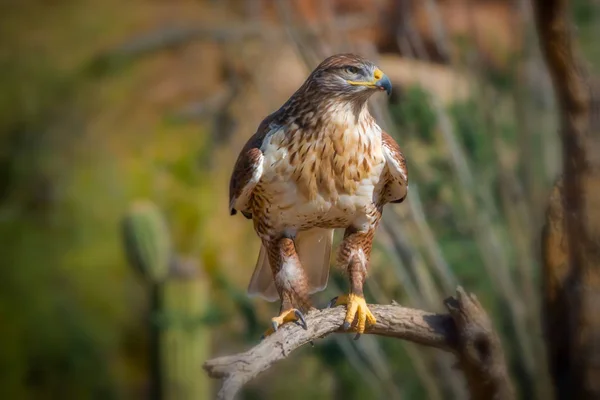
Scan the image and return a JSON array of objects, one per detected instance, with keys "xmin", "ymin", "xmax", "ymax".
[{"xmin": 228, "ymin": 53, "xmax": 408, "ymax": 337}]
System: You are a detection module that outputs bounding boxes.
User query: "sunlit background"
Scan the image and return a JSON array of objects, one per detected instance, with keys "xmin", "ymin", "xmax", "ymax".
[{"xmin": 2, "ymin": 0, "xmax": 600, "ymax": 399}]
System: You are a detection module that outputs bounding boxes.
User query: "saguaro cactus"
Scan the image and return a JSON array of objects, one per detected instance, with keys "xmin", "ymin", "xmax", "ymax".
[
  {"xmin": 121, "ymin": 200, "xmax": 171, "ymax": 284},
  {"xmin": 121, "ymin": 200, "xmax": 172, "ymax": 400},
  {"xmin": 121, "ymin": 200, "xmax": 210, "ymax": 400},
  {"xmin": 164, "ymin": 255, "xmax": 210, "ymax": 400}
]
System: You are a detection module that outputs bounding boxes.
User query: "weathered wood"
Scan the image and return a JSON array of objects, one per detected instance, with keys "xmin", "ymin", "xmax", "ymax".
[
  {"xmin": 203, "ymin": 287, "xmax": 515, "ymax": 400},
  {"xmin": 445, "ymin": 290, "xmax": 515, "ymax": 400}
]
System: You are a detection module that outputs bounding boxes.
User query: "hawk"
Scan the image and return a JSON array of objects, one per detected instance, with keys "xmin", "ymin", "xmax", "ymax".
[{"xmin": 229, "ymin": 53, "xmax": 408, "ymax": 338}]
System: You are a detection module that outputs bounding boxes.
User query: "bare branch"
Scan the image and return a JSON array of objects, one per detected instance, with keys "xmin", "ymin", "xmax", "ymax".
[
  {"xmin": 203, "ymin": 288, "xmax": 515, "ymax": 400},
  {"xmin": 445, "ymin": 290, "xmax": 515, "ymax": 400},
  {"xmin": 89, "ymin": 14, "xmax": 374, "ymax": 74}
]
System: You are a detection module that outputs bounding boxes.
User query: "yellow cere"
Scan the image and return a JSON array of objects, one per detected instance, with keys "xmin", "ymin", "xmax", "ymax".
[{"xmin": 373, "ymin": 68, "xmax": 383, "ymax": 80}]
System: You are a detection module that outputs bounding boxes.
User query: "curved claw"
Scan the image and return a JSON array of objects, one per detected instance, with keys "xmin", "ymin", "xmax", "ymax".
[
  {"xmin": 294, "ymin": 309, "xmax": 308, "ymax": 330},
  {"xmin": 261, "ymin": 308, "xmax": 307, "ymax": 339},
  {"xmin": 326, "ymin": 296, "xmax": 339, "ymax": 309},
  {"xmin": 331, "ymin": 293, "xmax": 376, "ymax": 335}
]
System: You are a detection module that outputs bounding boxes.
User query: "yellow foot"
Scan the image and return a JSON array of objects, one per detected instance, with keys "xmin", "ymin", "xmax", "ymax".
[
  {"xmin": 327, "ymin": 293, "xmax": 376, "ymax": 339},
  {"xmin": 261, "ymin": 308, "xmax": 307, "ymax": 339}
]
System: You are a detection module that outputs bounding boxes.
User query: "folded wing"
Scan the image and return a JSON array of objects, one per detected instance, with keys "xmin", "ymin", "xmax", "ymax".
[
  {"xmin": 228, "ymin": 115, "xmax": 278, "ymax": 217},
  {"xmin": 381, "ymin": 131, "xmax": 409, "ymax": 204}
]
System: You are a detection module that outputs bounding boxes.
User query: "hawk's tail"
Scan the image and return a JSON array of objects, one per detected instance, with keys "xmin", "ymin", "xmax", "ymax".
[
  {"xmin": 247, "ymin": 228, "xmax": 334, "ymax": 303},
  {"xmin": 247, "ymin": 245, "xmax": 278, "ymax": 302}
]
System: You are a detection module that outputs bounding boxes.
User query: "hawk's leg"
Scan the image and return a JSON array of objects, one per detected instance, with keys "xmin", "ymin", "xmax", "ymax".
[
  {"xmin": 261, "ymin": 236, "xmax": 310, "ymax": 338},
  {"xmin": 329, "ymin": 226, "xmax": 377, "ymax": 338}
]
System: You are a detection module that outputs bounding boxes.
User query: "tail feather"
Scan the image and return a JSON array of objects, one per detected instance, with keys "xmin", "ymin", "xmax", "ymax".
[
  {"xmin": 246, "ymin": 228, "xmax": 334, "ymax": 301},
  {"xmin": 247, "ymin": 245, "xmax": 279, "ymax": 302},
  {"xmin": 296, "ymin": 228, "xmax": 334, "ymax": 294}
]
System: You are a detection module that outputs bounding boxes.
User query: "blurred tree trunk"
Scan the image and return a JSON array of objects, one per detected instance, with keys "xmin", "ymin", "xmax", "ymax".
[{"xmin": 535, "ymin": 0, "xmax": 600, "ymax": 398}]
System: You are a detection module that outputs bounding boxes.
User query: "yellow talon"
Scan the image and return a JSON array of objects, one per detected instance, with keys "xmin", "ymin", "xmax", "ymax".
[
  {"xmin": 261, "ymin": 308, "xmax": 307, "ymax": 339},
  {"xmin": 330, "ymin": 293, "xmax": 376, "ymax": 336}
]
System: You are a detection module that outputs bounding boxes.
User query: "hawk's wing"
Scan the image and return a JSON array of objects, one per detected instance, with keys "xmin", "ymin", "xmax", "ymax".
[
  {"xmin": 228, "ymin": 114, "xmax": 276, "ymax": 217},
  {"xmin": 381, "ymin": 131, "xmax": 409, "ymax": 204}
]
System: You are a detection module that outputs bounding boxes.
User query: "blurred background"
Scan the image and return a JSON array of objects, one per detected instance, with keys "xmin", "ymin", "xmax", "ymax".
[{"xmin": 2, "ymin": 0, "xmax": 599, "ymax": 399}]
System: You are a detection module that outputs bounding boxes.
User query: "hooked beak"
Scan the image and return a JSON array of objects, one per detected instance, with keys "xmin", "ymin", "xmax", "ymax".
[
  {"xmin": 375, "ymin": 71, "xmax": 392, "ymax": 96},
  {"xmin": 347, "ymin": 67, "xmax": 392, "ymax": 96}
]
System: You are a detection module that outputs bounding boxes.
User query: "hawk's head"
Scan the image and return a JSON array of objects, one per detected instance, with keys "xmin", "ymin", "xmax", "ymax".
[{"xmin": 307, "ymin": 53, "xmax": 392, "ymax": 100}]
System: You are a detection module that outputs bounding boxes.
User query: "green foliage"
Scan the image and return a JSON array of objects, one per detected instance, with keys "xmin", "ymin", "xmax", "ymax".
[
  {"xmin": 447, "ymin": 99, "xmax": 488, "ymax": 164},
  {"xmin": 121, "ymin": 200, "xmax": 172, "ymax": 283},
  {"xmin": 571, "ymin": 0, "xmax": 600, "ymax": 73},
  {"xmin": 0, "ymin": 201, "xmax": 125, "ymax": 399},
  {"xmin": 390, "ymin": 85, "xmax": 437, "ymax": 142}
]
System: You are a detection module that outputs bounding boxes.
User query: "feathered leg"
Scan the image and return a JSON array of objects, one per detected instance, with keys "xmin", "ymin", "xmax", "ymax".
[
  {"xmin": 329, "ymin": 225, "xmax": 377, "ymax": 338},
  {"xmin": 261, "ymin": 236, "xmax": 310, "ymax": 338}
]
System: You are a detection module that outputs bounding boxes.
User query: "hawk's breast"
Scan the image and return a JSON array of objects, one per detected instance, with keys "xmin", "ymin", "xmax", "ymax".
[{"xmin": 255, "ymin": 114, "xmax": 386, "ymax": 229}]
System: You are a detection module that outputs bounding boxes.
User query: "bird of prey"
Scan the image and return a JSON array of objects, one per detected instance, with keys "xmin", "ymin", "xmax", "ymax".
[{"xmin": 229, "ymin": 53, "xmax": 408, "ymax": 338}]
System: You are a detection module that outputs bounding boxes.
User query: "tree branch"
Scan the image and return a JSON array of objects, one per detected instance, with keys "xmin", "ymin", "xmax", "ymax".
[
  {"xmin": 87, "ymin": 14, "xmax": 374, "ymax": 75},
  {"xmin": 203, "ymin": 287, "xmax": 515, "ymax": 400}
]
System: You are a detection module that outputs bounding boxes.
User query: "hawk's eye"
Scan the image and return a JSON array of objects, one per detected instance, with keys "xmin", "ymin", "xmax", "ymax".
[{"xmin": 344, "ymin": 66, "xmax": 360, "ymax": 75}]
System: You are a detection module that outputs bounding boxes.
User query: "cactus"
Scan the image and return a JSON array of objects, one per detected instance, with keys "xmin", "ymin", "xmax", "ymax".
[
  {"xmin": 163, "ymin": 255, "xmax": 210, "ymax": 400},
  {"xmin": 121, "ymin": 200, "xmax": 171, "ymax": 283},
  {"xmin": 121, "ymin": 199, "xmax": 172, "ymax": 400},
  {"xmin": 120, "ymin": 201, "xmax": 210, "ymax": 400}
]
